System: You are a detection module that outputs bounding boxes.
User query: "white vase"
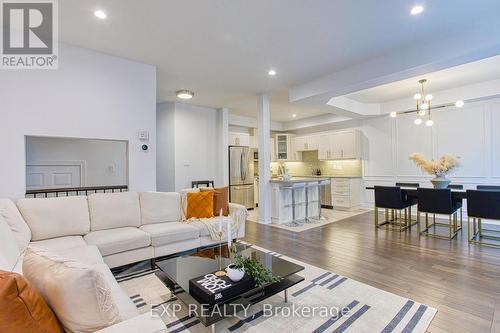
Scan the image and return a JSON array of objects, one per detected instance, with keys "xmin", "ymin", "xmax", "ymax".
[
  {"xmin": 226, "ymin": 264, "xmax": 245, "ymax": 282},
  {"xmin": 430, "ymin": 176, "xmax": 451, "ymax": 189}
]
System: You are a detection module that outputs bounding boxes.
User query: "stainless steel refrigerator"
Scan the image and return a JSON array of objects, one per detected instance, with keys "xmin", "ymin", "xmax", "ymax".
[{"xmin": 229, "ymin": 146, "xmax": 254, "ymax": 209}]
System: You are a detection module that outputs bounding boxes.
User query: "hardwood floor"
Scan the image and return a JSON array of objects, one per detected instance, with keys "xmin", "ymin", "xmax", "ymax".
[{"xmin": 243, "ymin": 210, "xmax": 500, "ymax": 333}]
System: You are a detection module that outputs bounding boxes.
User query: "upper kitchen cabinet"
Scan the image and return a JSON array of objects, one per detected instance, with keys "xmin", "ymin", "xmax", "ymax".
[
  {"xmin": 293, "ymin": 135, "xmax": 319, "ymax": 152},
  {"xmin": 275, "ymin": 133, "xmax": 296, "ymax": 161},
  {"xmin": 229, "ymin": 132, "xmax": 250, "ymax": 147},
  {"xmin": 319, "ymin": 130, "xmax": 362, "ymax": 160}
]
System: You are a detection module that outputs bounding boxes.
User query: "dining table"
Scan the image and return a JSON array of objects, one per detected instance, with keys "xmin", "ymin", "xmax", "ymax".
[{"xmin": 365, "ymin": 186, "xmax": 467, "ymax": 200}]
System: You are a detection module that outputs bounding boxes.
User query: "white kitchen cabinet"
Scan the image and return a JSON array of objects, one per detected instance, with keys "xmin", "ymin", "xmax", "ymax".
[
  {"xmin": 275, "ymin": 134, "xmax": 295, "ymax": 161},
  {"xmin": 270, "ymin": 137, "xmax": 276, "ymax": 162},
  {"xmin": 331, "ymin": 178, "xmax": 362, "ymax": 210},
  {"xmin": 293, "ymin": 135, "xmax": 320, "ymax": 152},
  {"xmin": 249, "ymin": 135, "xmax": 258, "ymax": 149},
  {"xmin": 318, "ymin": 130, "xmax": 361, "ymax": 160},
  {"xmin": 228, "ymin": 132, "xmax": 250, "ymax": 147}
]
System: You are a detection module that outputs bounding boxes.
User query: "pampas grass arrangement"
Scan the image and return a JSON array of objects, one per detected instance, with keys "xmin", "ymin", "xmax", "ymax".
[{"xmin": 409, "ymin": 153, "xmax": 460, "ymax": 177}]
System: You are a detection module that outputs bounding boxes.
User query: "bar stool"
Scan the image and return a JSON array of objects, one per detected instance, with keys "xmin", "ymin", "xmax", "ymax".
[
  {"xmin": 467, "ymin": 190, "xmax": 500, "ymax": 247},
  {"xmin": 417, "ymin": 188, "xmax": 460, "ymax": 240},
  {"xmin": 374, "ymin": 186, "xmax": 413, "ymax": 231},
  {"xmin": 284, "ymin": 182, "xmax": 306, "ymax": 226}
]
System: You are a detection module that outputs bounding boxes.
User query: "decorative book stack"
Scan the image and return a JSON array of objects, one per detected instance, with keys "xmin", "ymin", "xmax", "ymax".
[{"xmin": 189, "ymin": 272, "xmax": 254, "ymax": 306}]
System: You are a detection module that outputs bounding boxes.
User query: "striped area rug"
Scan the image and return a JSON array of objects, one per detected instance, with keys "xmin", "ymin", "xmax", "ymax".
[{"xmin": 117, "ymin": 244, "xmax": 436, "ymax": 333}]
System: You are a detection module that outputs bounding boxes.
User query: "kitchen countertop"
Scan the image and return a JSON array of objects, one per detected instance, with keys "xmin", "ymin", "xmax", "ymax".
[
  {"xmin": 270, "ymin": 177, "xmax": 331, "ymax": 184},
  {"xmin": 293, "ymin": 175, "xmax": 362, "ymax": 178}
]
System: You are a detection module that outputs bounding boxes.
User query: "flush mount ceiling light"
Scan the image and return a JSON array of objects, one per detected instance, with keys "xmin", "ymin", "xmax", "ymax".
[
  {"xmin": 292, "ymin": 114, "xmax": 297, "ymax": 118},
  {"xmin": 176, "ymin": 90, "xmax": 194, "ymax": 100},
  {"xmin": 94, "ymin": 10, "xmax": 107, "ymax": 19},
  {"xmin": 410, "ymin": 5, "xmax": 424, "ymax": 15},
  {"xmin": 268, "ymin": 69, "xmax": 277, "ymax": 76},
  {"xmin": 389, "ymin": 79, "xmax": 465, "ymax": 127}
]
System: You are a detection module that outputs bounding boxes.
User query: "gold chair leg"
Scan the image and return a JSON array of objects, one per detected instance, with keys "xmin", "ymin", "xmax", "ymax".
[
  {"xmin": 417, "ymin": 210, "xmax": 421, "ymax": 233},
  {"xmin": 479, "ymin": 218, "xmax": 482, "ymax": 236},
  {"xmin": 404, "ymin": 208, "xmax": 408, "ymax": 227},
  {"xmin": 449, "ymin": 215, "xmax": 452, "ymax": 239},
  {"xmin": 425, "ymin": 213, "xmax": 429, "ymax": 230},
  {"xmin": 467, "ymin": 216, "xmax": 471, "ymax": 243},
  {"xmin": 374, "ymin": 207, "xmax": 379, "ymax": 227}
]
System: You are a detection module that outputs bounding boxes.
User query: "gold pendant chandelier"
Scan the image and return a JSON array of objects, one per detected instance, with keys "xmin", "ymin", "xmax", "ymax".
[{"xmin": 389, "ymin": 79, "xmax": 465, "ymax": 126}]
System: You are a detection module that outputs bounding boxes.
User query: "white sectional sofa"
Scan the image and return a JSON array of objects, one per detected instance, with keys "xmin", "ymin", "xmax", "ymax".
[{"xmin": 0, "ymin": 191, "xmax": 247, "ymax": 332}]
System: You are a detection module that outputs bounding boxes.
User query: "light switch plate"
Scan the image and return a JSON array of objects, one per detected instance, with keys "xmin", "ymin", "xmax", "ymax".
[{"xmin": 138, "ymin": 130, "xmax": 149, "ymax": 141}]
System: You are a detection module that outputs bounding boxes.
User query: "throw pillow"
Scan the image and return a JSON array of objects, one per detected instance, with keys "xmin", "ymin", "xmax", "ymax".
[
  {"xmin": 22, "ymin": 247, "xmax": 121, "ymax": 333},
  {"xmin": 200, "ymin": 187, "xmax": 230, "ymax": 216},
  {"xmin": 180, "ymin": 188, "xmax": 200, "ymax": 221},
  {"xmin": 0, "ymin": 270, "xmax": 64, "ymax": 333},
  {"xmin": 186, "ymin": 191, "xmax": 214, "ymax": 219}
]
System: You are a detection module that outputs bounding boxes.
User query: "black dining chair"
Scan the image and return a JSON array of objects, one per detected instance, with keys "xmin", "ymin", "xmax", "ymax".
[
  {"xmin": 374, "ymin": 186, "xmax": 414, "ymax": 231},
  {"xmin": 448, "ymin": 184, "xmax": 464, "ymax": 230},
  {"xmin": 477, "ymin": 185, "xmax": 500, "ymax": 191},
  {"xmin": 417, "ymin": 188, "xmax": 461, "ymax": 240},
  {"xmin": 466, "ymin": 190, "xmax": 500, "ymax": 247},
  {"xmin": 191, "ymin": 180, "xmax": 215, "ymax": 188},
  {"xmin": 395, "ymin": 183, "xmax": 420, "ymax": 223}
]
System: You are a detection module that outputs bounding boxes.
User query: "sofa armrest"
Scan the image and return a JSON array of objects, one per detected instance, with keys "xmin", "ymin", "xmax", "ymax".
[
  {"xmin": 229, "ymin": 203, "xmax": 247, "ymax": 238},
  {"xmin": 95, "ymin": 313, "xmax": 166, "ymax": 333}
]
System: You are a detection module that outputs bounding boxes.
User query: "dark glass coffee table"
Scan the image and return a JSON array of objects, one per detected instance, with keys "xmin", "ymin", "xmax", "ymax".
[{"xmin": 155, "ymin": 243, "xmax": 304, "ymax": 333}]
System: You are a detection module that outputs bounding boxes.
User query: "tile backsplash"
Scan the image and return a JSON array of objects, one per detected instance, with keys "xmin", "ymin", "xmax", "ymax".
[{"xmin": 270, "ymin": 151, "xmax": 362, "ymax": 177}]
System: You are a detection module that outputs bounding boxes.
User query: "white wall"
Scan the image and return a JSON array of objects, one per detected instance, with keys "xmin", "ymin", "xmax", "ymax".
[
  {"xmin": 0, "ymin": 44, "xmax": 157, "ymax": 198},
  {"xmin": 292, "ymin": 97, "xmax": 500, "ymax": 211},
  {"xmin": 26, "ymin": 137, "xmax": 128, "ymax": 186},
  {"xmin": 157, "ymin": 102, "xmax": 224, "ymax": 191},
  {"xmin": 156, "ymin": 102, "xmax": 176, "ymax": 192}
]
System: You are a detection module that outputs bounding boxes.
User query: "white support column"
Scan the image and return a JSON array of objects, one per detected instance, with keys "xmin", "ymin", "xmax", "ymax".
[
  {"xmin": 257, "ymin": 94, "xmax": 271, "ymax": 224},
  {"xmin": 217, "ymin": 107, "xmax": 229, "ymax": 187}
]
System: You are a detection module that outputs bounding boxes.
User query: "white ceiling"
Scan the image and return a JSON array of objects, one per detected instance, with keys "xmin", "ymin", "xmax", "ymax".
[
  {"xmin": 58, "ymin": 0, "xmax": 500, "ymax": 121},
  {"xmin": 346, "ymin": 55, "xmax": 500, "ymax": 104}
]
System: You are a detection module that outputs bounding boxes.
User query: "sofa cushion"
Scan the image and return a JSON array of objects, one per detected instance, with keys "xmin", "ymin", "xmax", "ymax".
[
  {"xmin": 88, "ymin": 192, "xmax": 141, "ymax": 231},
  {"xmin": 0, "ymin": 199, "xmax": 31, "ymax": 251},
  {"xmin": 84, "ymin": 227, "xmax": 151, "ymax": 256},
  {"xmin": 16, "ymin": 196, "xmax": 90, "ymax": 241},
  {"xmin": 30, "ymin": 236, "xmax": 87, "ymax": 252},
  {"xmin": 140, "ymin": 222, "xmax": 200, "ymax": 246},
  {"xmin": 0, "ymin": 215, "xmax": 21, "ymax": 272},
  {"xmin": 93, "ymin": 264, "xmax": 138, "ymax": 320},
  {"xmin": 139, "ymin": 192, "xmax": 181, "ymax": 225},
  {"xmin": 22, "ymin": 247, "xmax": 122, "ymax": 333},
  {"xmin": 0, "ymin": 270, "xmax": 65, "ymax": 333}
]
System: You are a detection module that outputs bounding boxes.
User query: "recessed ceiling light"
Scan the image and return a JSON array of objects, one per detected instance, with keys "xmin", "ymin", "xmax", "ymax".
[
  {"xmin": 390, "ymin": 112, "xmax": 397, "ymax": 118},
  {"xmin": 268, "ymin": 69, "xmax": 277, "ymax": 76},
  {"xmin": 410, "ymin": 5, "xmax": 424, "ymax": 15},
  {"xmin": 176, "ymin": 90, "xmax": 194, "ymax": 100},
  {"xmin": 94, "ymin": 10, "xmax": 107, "ymax": 19},
  {"xmin": 292, "ymin": 114, "xmax": 297, "ymax": 118},
  {"xmin": 455, "ymin": 100, "xmax": 464, "ymax": 108}
]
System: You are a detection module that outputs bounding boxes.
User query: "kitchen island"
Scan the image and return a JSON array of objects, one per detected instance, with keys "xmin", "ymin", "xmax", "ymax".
[{"xmin": 270, "ymin": 177, "xmax": 330, "ymax": 224}]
